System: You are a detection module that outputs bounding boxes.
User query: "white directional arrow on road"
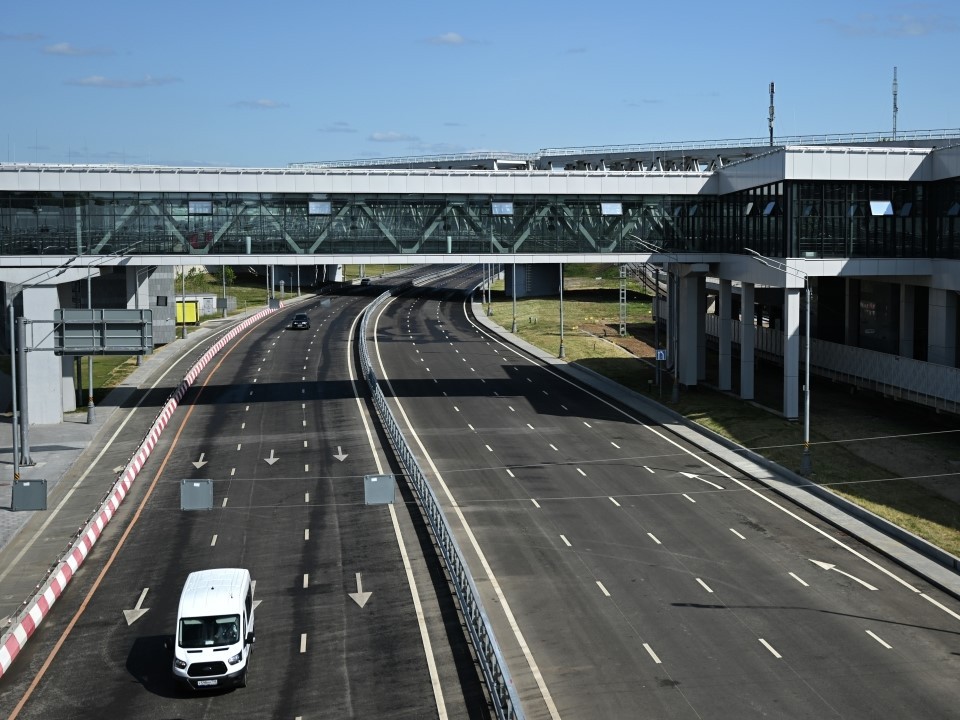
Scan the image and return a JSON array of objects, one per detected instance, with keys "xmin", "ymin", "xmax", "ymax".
[
  {"xmin": 264, "ymin": 449, "xmax": 279, "ymax": 466},
  {"xmin": 192, "ymin": 452, "xmax": 208, "ymax": 469},
  {"xmin": 679, "ymin": 471, "xmax": 724, "ymax": 490},
  {"xmin": 348, "ymin": 573, "xmax": 372, "ymax": 608},
  {"xmin": 333, "ymin": 446, "xmax": 348, "ymax": 462},
  {"xmin": 809, "ymin": 560, "xmax": 878, "ymax": 590},
  {"xmin": 123, "ymin": 588, "xmax": 150, "ymax": 625}
]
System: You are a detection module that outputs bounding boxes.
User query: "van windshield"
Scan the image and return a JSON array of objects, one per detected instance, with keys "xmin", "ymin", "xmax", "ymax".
[{"xmin": 179, "ymin": 614, "xmax": 241, "ymax": 648}]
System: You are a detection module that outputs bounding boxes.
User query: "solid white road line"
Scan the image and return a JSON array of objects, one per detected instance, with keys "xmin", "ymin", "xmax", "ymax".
[
  {"xmin": 790, "ymin": 572, "xmax": 810, "ymax": 587},
  {"xmin": 759, "ymin": 638, "xmax": 782, "ymax": 658},
  {"xmin": 866, "ymin": 630, "xmax": 892, "ymax": 649},
  {"xmin": 696, "ymin": 578, "xmax": 714, "ymax": 593},
  {"xmin": 303, "ymin": 574, "xmax": 309, "ymax": 589},
  {"xmin": 596, "ymin": 581, "xmax": 611, "ymax": 597},
  {"xmin": 729, "ymin": 528, "xmax": 746, "ymax": 540},
  {"xmin": 920, "ymin": 593, "xmax": 960, "ymax": 621},
  {"xmin": 304, "ymin": 529, "xmax": 309, "ymax": 541},
  {"xmin": 643, "ymin": 643, "xmax": 662, "ymax": 664}
]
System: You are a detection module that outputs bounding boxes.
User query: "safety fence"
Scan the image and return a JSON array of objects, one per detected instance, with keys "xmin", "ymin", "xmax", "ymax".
[
  {"xmin": 0, "ymin": 304, "xmax": 281, "ymax": 680},
  {"xmin": 359, "ymin": 269, "xmax": 524, "ymax": 720}
]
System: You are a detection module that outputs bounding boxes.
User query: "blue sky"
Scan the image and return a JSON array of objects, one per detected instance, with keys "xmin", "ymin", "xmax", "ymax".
[{"xmin": 2, "ymin": 0, "xmax": 957, "ymax": 167}]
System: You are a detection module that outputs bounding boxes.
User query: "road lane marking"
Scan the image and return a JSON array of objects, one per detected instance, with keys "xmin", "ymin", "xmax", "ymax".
[
  {"xmin": 222, "ymin": 498, "xmax": 228, "ymax": 508},
  {"xmin": 609, "ymin": 497, "xmax": 621, "ymax": 507},
  {"xmin": 300, "ymin": 634, "xmax": 307, "ymax": 653},
  {"xmin": 683, "ymin": 493, "xmax": 696, "ymax": 503},
  {"xmin": 560, "ymin": 535, "xmax": 572, "ymax": 547},
  {"xmin": 921, "ymin": 593, "xmax": 960, "ymax": 621},
  {"xmin": 549, "ymin": 444, "xmax": 559, "ymax": 451},
  {"xmin": 866, "ymin": 630, "xmax": 892, "ymax": 649},
  {"xmin": 230, "ymin": 468, "xmax": 235, "ymax": 476},
  {"xmin": 303, "ymin": 440, "xmax": 308, "ymax": 447},
  {"xmin": 730, "ymin": 528, "xmax": 746, "ymax": 540},
  {"xmin": 527, "ymin": 423, "xmax": 535, "ymax": 430},
  {"xmin": 211, "ymin": 535, "xmax": 218, "ymax": 547},
  {"xmin": 643, "ymin": 643, "xmax": 662, "ymax": 664},
  {"xmin": 583, "ymin": 421, "xmax": 592, "ymax": 428},
  {"xmin": 304, "ymin": 529, "xmax": 309, "ymax": 541},
  {"xmin": 759, "ymin": 639, "xmax": 782, "ymax": 658},
  {"xmin": 596, "ymin": 581, "xmax": 611, "ymax": 597},
  {"xmin": 245, "ymin": 405, "xmax": 249, "ymax": 411},
  {"xmin": 454, "ymin": 406, "xmax": 460, "ymax": 412},
  {"xmin": 468, "ymin": 424, "xmax": 475, "ymax": 431},
  {"xmin": 241, "ymin": 422, "xmax": 245, "ymax": 429},
  {"xmin": 237, "ymin": 443, "xmax": 242, "ymax": 451},
  {"xmin": 303, "ymin": 574, "xmax": 309, "ymax": 589},
  {"xmin": 789, "ymin": 572, "xmax": 809, "ymax": 587},
  {"xmin": 696, "ymin": 578, "xmax": 713, "ymax": 593},
  {"xmin": 305, "ymin": 464, "xmax": 309, "ymax": 472},
  {"xmin": 647, "ymin": 533, "xmax": 661, "ymax": 545},
  {"xmin": 577, "ymin": 468, "xmax": 586, "ymax": 476},
  {"xmin": 531, "ymin": 499, "xmax": 541, "ymax": 508},
  {"xmin": 644, "ymin": 466, "xmax": 655, "ymax": 473},
  {"xmin": 506, "ymin": 469, "xmax": 515, "ymax": 478},
  {"xmin": 305, "ymin": 492, "xmax": 310, "ymax": 503},
  {"xmin": 611, "ymin": 441, "xmax": 620, "ymax": 449}
]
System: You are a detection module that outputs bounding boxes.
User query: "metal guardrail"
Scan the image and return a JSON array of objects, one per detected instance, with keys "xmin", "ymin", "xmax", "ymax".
[{"xmin": 359, "ymin": 268, "xmax": 524, "ymax": 720}]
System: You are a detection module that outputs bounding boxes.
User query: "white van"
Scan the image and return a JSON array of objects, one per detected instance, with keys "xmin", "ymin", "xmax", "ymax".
[{"xmin": 172, "ymin": 568, "xmax": 255, "ymax": 690}]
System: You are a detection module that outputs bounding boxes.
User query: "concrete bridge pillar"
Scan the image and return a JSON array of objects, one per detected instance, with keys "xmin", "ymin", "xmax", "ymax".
[
  {"xmin": 718, "ymin": 279, "xmax": 732, "ymax": 391},
  {"xmin": 740, "ymin": 282, "xmax": 755, "ymax": 400},
  {"xmin": 783, "ymin": 288, "xmax": 801, "ymax": 419},
  {"xmin": 928, "ymin": 288, "xmax": 958, "ymax": 367}
]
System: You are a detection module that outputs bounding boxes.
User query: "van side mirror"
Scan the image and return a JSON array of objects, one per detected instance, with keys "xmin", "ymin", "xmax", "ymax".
[{"xmin": 245, "ymin": 632, "xmax": 255, "ymax": 645}]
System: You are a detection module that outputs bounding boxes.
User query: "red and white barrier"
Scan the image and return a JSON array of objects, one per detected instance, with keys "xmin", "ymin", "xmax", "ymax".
[{"xmin": 0, "ymin": 305, "xmax": 281, "ymax": 680}]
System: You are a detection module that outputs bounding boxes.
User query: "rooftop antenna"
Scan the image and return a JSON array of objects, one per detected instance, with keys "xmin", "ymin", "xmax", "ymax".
[
  {"xmin": 768, "ymin": 82, "xmax": 775, "ymax": 146},
  {"xmin": 892, "ymin": 66, "xmax": 899, "ymax": 140}
]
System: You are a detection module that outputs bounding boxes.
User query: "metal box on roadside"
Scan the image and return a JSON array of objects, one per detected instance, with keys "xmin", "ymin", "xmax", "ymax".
[{"xmin": 12, "ymin": 479, "xmax": 47, "ymax": 511}]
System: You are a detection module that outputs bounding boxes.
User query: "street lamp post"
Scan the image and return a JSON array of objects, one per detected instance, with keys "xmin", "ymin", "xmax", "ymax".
[
  {"xmin": 87, "ymin": 264, "xmax": 95, "ymax": 423},
  {"xmin": 746, "ymin": 249, "xmax": 813, "ymax": 477},
  {"xmin": 558, "ymin": 262, "xmax": 566, "ymax": 359},
  {"xmin": 511, "ymin": 258, "xmax": 517, "ymax": 333}
]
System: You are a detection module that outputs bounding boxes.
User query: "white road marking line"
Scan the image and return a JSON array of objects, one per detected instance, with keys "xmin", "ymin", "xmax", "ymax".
[
  {"xmin": 303, "ymin": 440, "xmax": 308, "ymax": 447},
  {"xmin": 230, "ymin": 468, "xmax": 235, "ymax": 477},
  {"xmin": 211, "ymin": 534, "xmax": 218, "ymax": 547},
  {"xmin": 509, "ymin": 406, "xmax": 515, "ymax": 412},
  {"xmin": 920, "ymin": 593, "xmax": 960, "ymax": 622},
  {"xmin": 237, "ymin": 444, "xmax": 242, "ymax": 451},
  {"xmin": 304, "ymin": 529, "xmax": 309, "ymax": 541},
  {"xmin": 759, "ymin": 638, "xmax": 782, "ymax": 658},
  {"xmin": 305, "ymin": 492, "xmax": 310, "ymax": 503},
  {"xmin": 526, "ymin": 377, "xmax": 532, "ymax": 382},
  {"xmin": 531, "ymin": 499, "xmax": 541, "ymax": 508},
  {"xmin": 561, "ymin": 404, "xmax": 568, "ymax": 410},
  {"xmin": 730, "ymin": 528, "xmax": 746, "ymax": 540},
  {"xmin": 609, "ymin": 497, "xmax": 621, "ymax": 507},
  {"xmin": 302, "ymin": 420, "xmax": 307, "ymax": 427},
  {"xmin": 683, "ymin": 493, "xmax": 696, "ymax": 503},
  {"xmin": 611, "ymin": 441, "xmax": 620, "ymax": 449},
  {"xmin": 303, "ymin": 574, "xmax": 309, "ymax": 589},
  {"xmin": 222, "ymin": 498, "xmax": 228, "ymax": 508},
  {"xmin": 577, "ymin": 468, "xmax": 586, "ymax": 476},
  {"xmin": 300, "ymin": 634, "xmax": 307, "ymax": 653},
  {"xmin": 486, "ymin": 445, "xmax": 493, "ymax": 452},
  {"xmin": 583, "ymin": 421, "xmax": 592, "ymax": 428},
  {"xmin": 644, "ymin": 466, "xmax": 655, "ymax": 473},
  {"xmin": 643, "ymin": 643, "xmax": 662, "ymax": 664},
  {"xmin": 549, "ymin": 444, "xmax": 559, "ymax": 451},
  {"xmin": 253, "ymin": 378, "xmax": 257, "ymax": 383},
  {"xmin": 790, "ymin": 572, "xmax": 809, "ymax": 587},
  {"xmin": 696, "ymin": 578, "xmax": 714, "ymax": 593},
  {"xmin": 245, "ymin": 405, "xmax": 249, "ymax": 411},
  {"xmin": 866, "ymin": 630, "xmax": 892, "ymax": 649},
  {"xmin": 560, "ymin": 535, "xmax": 572, "ymax": 547},
  {"xmin": 597, "ymin": 581, "xmax": 611, "ymax": 597},
  {"xmin": 541, "ymin": 390, "xmax": 548, "ymax": 395},
  {"xmin": 468, "ymin": 424, "xmax": 475, "ymax": 431},
  {"xmin": 454, "ymin": 406, "xmax": 460, "ymax": 412},
  {"xmin": 241, "ymin": 422, "xmax": 245, "ymax": 429},
  {"xmin": 647, "ymin": 533, "xmax": 661, "ymax": 545},
  {"xmin": 302, "ymin": 403, "xmax": 306, "ymax": 409},
  {"xmin": 305, "ymin": 464, "xmax": 309, "ymax": 472},
  {"xmin": 527, "ymin": 423, "xmax": 535, "ymax": 429}
]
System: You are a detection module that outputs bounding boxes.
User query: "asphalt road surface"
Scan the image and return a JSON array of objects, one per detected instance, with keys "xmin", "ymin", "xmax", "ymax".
[
  {"xmin": 370, "ymin": 269, "xmax": 960, "ymax": 720},
  {"xmin": 2, "ymin": 280, "xmax": 488, "ymax": 720}
]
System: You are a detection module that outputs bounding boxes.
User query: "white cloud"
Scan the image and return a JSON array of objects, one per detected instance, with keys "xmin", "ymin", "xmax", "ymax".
[
  {"xmin": 319, "ymin": 121, "xmax": 357, "ymax": 133},
  {"xmin": 44, "ymin": 42, "xmax": 112, "ymax": 56},
  {"xmin": 427, "ymin": 31, "xmax": 466, "ymax": 45},
  {"xmin": 370, "ymin": 131, "xmax": 419, "ymax": 142},
  {"xmin": 67, "ymin": 74, "xmax": 181, "ymax": 88},
  {"xmin": 233, "ymin": 99, "xmax": 289, "ymax": 109}
]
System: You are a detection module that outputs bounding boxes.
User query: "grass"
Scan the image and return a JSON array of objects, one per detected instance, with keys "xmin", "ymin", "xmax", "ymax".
[{"xmin": 488, "ymin": 264, "xmax": 960, "ymax": 557}]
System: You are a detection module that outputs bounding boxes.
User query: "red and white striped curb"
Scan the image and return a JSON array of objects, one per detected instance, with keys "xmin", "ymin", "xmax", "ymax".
[{"xmin": 0, "ymin": 304, "xmax": 282, "ymax": 680}]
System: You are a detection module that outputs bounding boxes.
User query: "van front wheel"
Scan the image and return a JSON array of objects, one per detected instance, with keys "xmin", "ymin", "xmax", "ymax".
[{"xmin": 237, "ymin": 668, "xmax": 247, "ymax": 688}]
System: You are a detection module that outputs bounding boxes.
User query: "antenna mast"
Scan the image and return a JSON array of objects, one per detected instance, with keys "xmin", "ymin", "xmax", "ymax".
[
  {"xmin": 892, "ymin": 67, "xmax": 899, "ymax": 140},
  {"xmin": 768, "ymin": 82, "xmax": 775, "ymax": 146}
]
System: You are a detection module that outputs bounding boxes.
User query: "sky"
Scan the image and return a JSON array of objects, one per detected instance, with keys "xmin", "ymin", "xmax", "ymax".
[{"xmin": 2, "ymin": 0, "xmax": 958, "ymax": 168}]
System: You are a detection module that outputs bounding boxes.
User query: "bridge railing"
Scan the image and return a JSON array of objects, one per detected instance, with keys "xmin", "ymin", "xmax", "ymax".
[{"xmin": 359, "ymin": 267, "xmax": 525, "ymax": 720}]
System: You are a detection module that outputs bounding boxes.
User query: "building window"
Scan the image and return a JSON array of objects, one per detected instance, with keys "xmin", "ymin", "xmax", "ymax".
[{"xmin": 869, "ymin": 200, "xmax": 894, "ymax": 216}]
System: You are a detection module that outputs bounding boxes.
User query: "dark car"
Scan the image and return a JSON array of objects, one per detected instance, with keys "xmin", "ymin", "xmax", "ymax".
[
  {"xmin": 291, "ymin": 313, "xmax": 310, "ymax": 330},
  {"xmin": 359, "ymin": 277, "xmax": 371, "ymax": 286}
]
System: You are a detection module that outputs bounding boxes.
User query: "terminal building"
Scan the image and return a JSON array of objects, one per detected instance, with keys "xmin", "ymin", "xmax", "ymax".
[{"xmin": 1, "ymin": 128, "xmax": 959, "ymax": 423}]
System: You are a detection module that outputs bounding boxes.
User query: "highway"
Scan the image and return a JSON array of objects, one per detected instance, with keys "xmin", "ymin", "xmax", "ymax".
[
  {"xmin": 369, "ymin": 269, "xmax": 960, "ymax": 719},
  {"xmin": 2, "ymin": 279, "xmax": 488, "ymax": 719}
]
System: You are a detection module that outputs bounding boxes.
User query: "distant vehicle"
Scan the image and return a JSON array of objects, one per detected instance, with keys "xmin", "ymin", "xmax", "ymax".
[
  {"xmin": 359, "ymin": 277, "xmax": 371, "ymax": 286},
  {"xmin": 291, "ymin": 312, "xmax": 310, "ymax": 329},
  {"xmin": 172, "ymin": 568, "xmax": 255, "ymax": 690}
]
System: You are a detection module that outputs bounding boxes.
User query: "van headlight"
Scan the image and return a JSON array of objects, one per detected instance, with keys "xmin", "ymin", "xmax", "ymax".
[
  {"xmin": 174, "ymin": 658, "xmax": 187, "ymax": 669},
  {"xmin": 227, "ymin": 652, "xmax": 242, "ymax": 665}
]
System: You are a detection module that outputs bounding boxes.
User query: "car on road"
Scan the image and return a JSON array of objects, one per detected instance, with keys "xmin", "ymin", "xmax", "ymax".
[
  {"xmin": 360, "ymin": 277, "xmax": 371, "ymax": 286},
  {"xmin": 172, "ymin": 568, "xmax": 256, "ymax": 690},
  {"xmin": 291, "ymin": 312, "xmax": 310, "ymax": 329}
]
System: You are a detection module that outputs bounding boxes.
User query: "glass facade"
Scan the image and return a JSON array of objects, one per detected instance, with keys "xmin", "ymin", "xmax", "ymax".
[{"xmin": 1, "ymin": 179, "xmax": 958, "ymax": 258}]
